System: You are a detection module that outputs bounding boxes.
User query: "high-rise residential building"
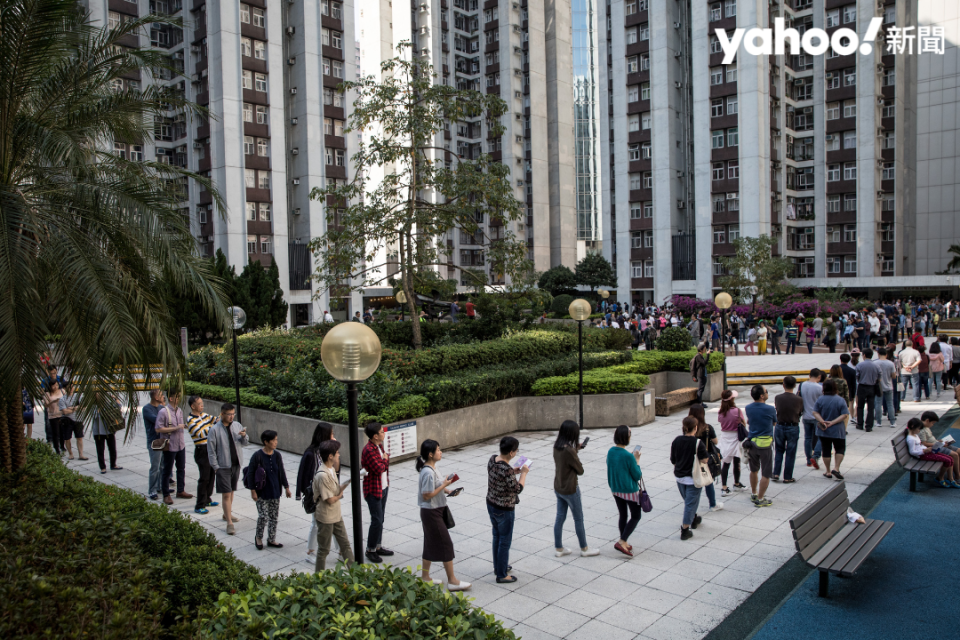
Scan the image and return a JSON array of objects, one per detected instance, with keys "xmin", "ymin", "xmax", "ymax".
[
  {"xmin": 86, "ymin": 0, "xmax": 359, "ymax": 326},
  {"xmin": 602, "ymin": 0, "xmax": 958, "ymax": 305},
  {"xmin": 573, "ymin": 0, "xmax": 604, "ymax": 258}
]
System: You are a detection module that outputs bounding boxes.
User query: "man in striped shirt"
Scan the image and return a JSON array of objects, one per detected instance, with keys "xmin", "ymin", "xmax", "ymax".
[{"xmin": 187, "ymin": 396, "xmax": 218, "ymax": 514}]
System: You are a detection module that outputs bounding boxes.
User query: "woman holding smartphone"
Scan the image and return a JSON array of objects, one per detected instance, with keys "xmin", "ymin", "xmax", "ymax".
[
  {"xmin": 606, "ymin": 426, "xmax": 643, "ymax": 557},
  {"xmin": 552, "ymin": 420, "xmax": 600, "ymax": 558},
  {"xmin": 416, "ymin": 439, "xmax": 470, "ymax": 591}
]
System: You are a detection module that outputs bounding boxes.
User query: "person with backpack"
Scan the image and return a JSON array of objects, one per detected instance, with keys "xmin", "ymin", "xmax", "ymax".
[
  {"xmin": 298, "ymin": 422, "xmax": 337, "ymax": 564},
  {"xmin": 671, "ymin": 416, "xmax": 709, "ymax": 540},
  {"xmin": 206, "ymin": 403, "xmax": 249, "ymax": 535},
  {"xmin": 688, "ymin": 404, "xmax": 723, "ymax": 512},
  {"xmin": 312, "ymin": 440, "xmax": 355, "ymax": 570},
  {"xmin": 246, "ymin": 429, "xmax": 291, "ymax": 550}
]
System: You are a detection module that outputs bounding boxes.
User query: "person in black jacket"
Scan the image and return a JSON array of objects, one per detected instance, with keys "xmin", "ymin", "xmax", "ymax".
[
  {"xmin": 247, "ymin": 430, "xmax": 291, "ymax": 550},
  {"xmin": 670, "ymin": 416, "xmax": 709, "ymax": 540},
  {"xmin": 298, "ymin": 422, "xmax": 337, "ymax": 563},
  {"xmin": 691, "ymin": 344, "xmax": 709, "ymax": 405}
]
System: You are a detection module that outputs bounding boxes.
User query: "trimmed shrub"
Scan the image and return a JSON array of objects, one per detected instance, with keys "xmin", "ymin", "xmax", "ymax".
[
  {"xmin": 655, "ymin": 326, "xmax": 694, "ymax": 351},
  {"xmin": 378, "ymin": 394, "xmax": 430, "ymax": 423},
  {"xmin": 184, "ymin": 380, "xmax": 283, "ymax": 412},
  {"xmin": 532, "ymin": 370, "xmax": 650, "ymax": 396},
  {"xmin": 201, "ymin": 565, "xmax": 516, "ymax": 639},
  {"xmin": 629, "ymin": 350, "xmax": 725, "ymax": 375},
  {"xmin": 550, "ymin": 294, "xmax": 574, "ymax": 315}
]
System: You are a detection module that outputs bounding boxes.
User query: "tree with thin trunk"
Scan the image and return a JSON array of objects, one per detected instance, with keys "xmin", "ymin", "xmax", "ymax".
[
  {"xmin": 0, "ymin": 0, "xmax": 228, "ymax": 470},
  {"xmin": 309, "ymin": 44, "xmax": 529, "ymax": 349},
  {"xmin": 718, "ymin": 235, "xmax": 794, "ymax": 310}
]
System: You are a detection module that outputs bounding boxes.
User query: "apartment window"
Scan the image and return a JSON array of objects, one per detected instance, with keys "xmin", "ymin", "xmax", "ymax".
[
  {"xmin": 260, "ymin": 235, "xmax": 272, "ymax": 255},
  {"xmin": 883, "ymin": 131, "xmax": 896, "ymax": 149},
  {"xmin": 882, "ymin": 161, "xmax": 895, "ymax": 180},
  {"xmin": 642, "ymin": 230, "xmax": 654, "ymax": 248},
  {"xmin": 258, "ymin": 171, "xmax": 270, "ymax": 190},
  {"xmin": 198, "ymin": 207, "xmax": 208, "ymax": 224},
  {"xmin": 710, "ymin": 3, "xmax": 721, "ymax": 22},
  {"xmin": 108, "ymin": 11, "xmax": 121, "ymax": 29},
  {"xmin": 254, "ymin": 40, "xmax": 266, "ymax": 60},
  {"xmin": 797, "ymin": 167, "xmax": 814, "ymax": 189},
  {"xmin": 727, "ymin": 192, "xmax": 740, "ymax": 211},
  {"xmin": 640, "ymin": 54, "xmax": 650, "ymax": 71},
  {"xmin": 631, "ymin": 261, "xmax": 643, "ymax": 278},
  {"xmin": 243, "ymin": 136, "xmax": 255, "ymax": 155},
  {"xmin": 644, "ymin": 261, "xmax": 654, "ymax": 278},
  {"xmin": 884, "ymin": 5, "xmax": 895, "ymax": 24},
  {"xmin": 629, "ymin": 143, "xmax": 641, "ymax": 161},
  {"xmin": 246, "ymin": 202, "xmax": 257, "ymax": 220},
  {"xmin": 712, "ymin": 129, "xmax": 725, "ymax": 149},
  {"xmin": 710, "ymin": 35, "xmax": 722, "ymax": 54},
  {"xmin": 257, "ymin": 138, "xmax": 269, "ymax": 156},
  {"xmin": 725, "ymin": 0, "xmax": 736, "ymax": 17},
  {"xmin": 240, "ymin": 37, "xmax": 252, "ymax": 57},
  {"xmin": 844, "ymin": 194, "xmax": 857, "ymax": 211},
  {"xmin": 244, "ymin": 168, "xmax": 256, "ymax": 188},
  {"xmin": 843, "ymin": 162, "xmax": 856, "ymax": 180},
  {"xmin": 826, "ymin": 134, "xmax": 840, "ymax": 151},
  {"xmin": 883, "ymin": 67, "xmax": 896, "ymax": 87},
  {"xmin": 334, "ymin": 149, "xmax": 345, "ymax": 166},
  {"xmin": 827, "ymin": 164, "xmax": 840, "ymax": 181},
  {"xmin": 843, "ymin": 130, "xmax": 856, "ymax": 149},
  {"xmin": 641, "ymin": 82, "xmax": 650, "ymax": 101},
  {"xmin": 710, "ymin": 98, "xmax": 723, "ymax": 118},
  {"xmin": 255, "ymin": 73, "xmax": 268, "ymax": 92},
  {"xmin": 713, "ymin": 227, "xmax": 726, "ymax": 244},
  {"xmin": 843, "ymin": 256, "xmax": 857, "ymax": 273},
  {"xmin": 629, "ymin": 173, "xmax": 641, "ymax": 190},
  {"xmin": 843, "ymin": 99, "xmax": 856, "ymax": 118},
  {"xmin": 628, "ymin": 113, "xmax": 640, "ymax": 132},
  {"xmin": 243, "ymin": 103, "xmax": 253, "ymax": 122},
  {"xmin": 626, "ymin": 27, "xmax": 637, "ymax": 45},
  {"xmin": 843, "ymin": 224, "xmax": 856, "ymax": 243},
  {"xmin": 712, "ymin": 162, "xmax": 724, "ymax": 181},
  {"xmin": 726, "ymin": 63, "xmax": 737, "ymax": 83},
  {"xmin": 827, "ymin": 226, "xmax": 840, "ymax": 243},
  {"xmin": 713, "ymin": 194, "xmax": 726, "ymax": 212},
  {"xmin": 486, "ymin": 73, "xmax": 499, "ymax": 87},
  {"xmin": 631, "ymin": 231, "xmax": 643, "ymax": 249},
  {"xmin": 252, "ymin": 7, "xmax": 265, "ymax": 27},
  {"xmin": 256, "ymin": 105, "xmax": 268, "ymax": 124},
  {"xmin": 240, "ymin": 3, "xmax": 250, "ymax": 23},
  {"xmin": 627, "ymin": 56, "xmax": 638, "ymax": 74},
  {"xmin": 641, "ymin": 113, "xmax": 651, "ymax": 129},
  {"xmin": 242, "ymin": 70, "xmax": 253, "ymax": 89},
  {"xmin": 247, "ymin": 235, "xmax": 257, "ymax": 253},
  {"xmin": 843, "ymin": 68, "xmax": 856, "ymax": 86},
  {"xmin": 883, "ymin": 195, "xmax": 895, "ymax": 211},
  {"xmin": 642, "ymin": 172, "xmax": 653, "ymax": 189},
  {"xmin": 626, "ymin": 1, "xmax": 637, "ymax": 15},
  {"xmin": 710, "ymin": 67, "xmax": 723, "ymax": 85},
  {"xmin": 332, "ymin": 60, "xmax": 343, "ymax": 78},
  {"xmin": 881, "ymin": 223, "xmax": 894, "ymax": 242},
  {"xmin": 258, "ymin": 203, "xmax": 271, "ymax": 222},
  {"xmin": 826, "ymin": 9, "xmax": 840, "ymax": 28},
  {"xmin": 713, "ymin": 259, "xmax": 724, "ymax": 276},
  {"xmin": 728, "ymin": 224, "xmax": 740, "ymax": 241},
  {"xmin": 842, "ymin": 4, "xmax": 855, "ymax": 24},
  {"xmin": 726, "ymin": 96, "xmax": 738, "ymax": 115},
  {"xmin": 630, "ymin": 203, "xmax": 643, "ymax": 218},
  {"xmin": 727, "ymin": 160, "xmax": 739, "ymax": 179},
  {"xmin": 826, "ymin": 72, "xmax": 840, "ymax": 90},
  {"xmin": 826, "ymin": 102, "xmax": 840, "ymax": 120},
  {"xmin": 628, "ymin": 85, "xmax": 639, "ymax": 102},
  {"xmin": 727, "ymin": 127, "xmax": 738, "ymax": 147},
  {"xmin": 882, "ymin": 99, "xmax": 895, "ymax": 119},
  {"xmin": 827, "ymin": 257, "xmax": 840, "ymax": 273},
  {"xmin": 827, "ymin": 195, "xmax": 840, "ymax": 213}
]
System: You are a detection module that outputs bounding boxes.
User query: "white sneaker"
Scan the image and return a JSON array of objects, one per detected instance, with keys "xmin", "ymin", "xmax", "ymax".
[
  {"xmin": 305, "ymin": 552, "xmax": 315, "ymax": 563},
  {"xmin": 710, "ymin": 503, "xmax": 724, "ymax": 512},
  {"xmin": 555, "ymin": 547, "xmax": 572, "ymax": 557},
  {"xmin": 580, "ymin": 548, "xmax": 600, "ymax": 557},
  {"xmin": 447, "ymin": 581, "xmax": 472, "ymax": 592}
]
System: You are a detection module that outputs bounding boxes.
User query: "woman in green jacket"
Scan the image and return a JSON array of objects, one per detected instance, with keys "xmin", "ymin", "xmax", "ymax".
[{"xmin": 607, "ymin": 425, "xmax": 643, "ymax": 557}]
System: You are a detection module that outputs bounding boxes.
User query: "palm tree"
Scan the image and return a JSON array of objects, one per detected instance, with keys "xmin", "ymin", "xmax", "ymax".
[
  {"xmin": 0, "ymin": 0, "xmax": 228, "ymax": 471},
  {"xmin": 947, "ymin": 244, "xmax": 960, "ymax": 272}
]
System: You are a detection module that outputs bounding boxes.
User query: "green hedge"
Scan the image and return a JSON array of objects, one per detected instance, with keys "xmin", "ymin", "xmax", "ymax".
[
  {"xmin": 628, "ymin": 350, "xmax": 725, "ymax": 375},
  {"xmin": 655, "ymin": 326, "xmax": 694, "ymax": 351},
  {"xmin": 532, "ymin": 369, "xmax": 650, "ymax": 396},
  {"xmin": 184, "ymin": 380, "xmax": 284, "ymax": 412},
  {"xmin": 201, "ymin": 565, "xmax": 516, "ymax": 639},
  {"xmin": 0, "ymin": 442, "xmax": 262, "ymax": 638}
]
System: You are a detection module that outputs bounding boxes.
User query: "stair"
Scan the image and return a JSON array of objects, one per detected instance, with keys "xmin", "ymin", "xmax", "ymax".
[{"xmin": 726, "ymin": 370, "xmax": 826, "ymax": 387}]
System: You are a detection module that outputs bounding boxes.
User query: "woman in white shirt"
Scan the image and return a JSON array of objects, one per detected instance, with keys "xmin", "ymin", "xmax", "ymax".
[
  {"xmin": 416, "ymin": 439, "xmax": 470, "ymax": 591},
  {"xmin": 904, "ymin": 419, "xmax": 958, "ymax": 488}
]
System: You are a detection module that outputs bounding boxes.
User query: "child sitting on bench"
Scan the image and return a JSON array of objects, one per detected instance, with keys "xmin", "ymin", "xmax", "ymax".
[{"xmin": 904, "ymin": 418, "xmax": 959, "ymax": 489}]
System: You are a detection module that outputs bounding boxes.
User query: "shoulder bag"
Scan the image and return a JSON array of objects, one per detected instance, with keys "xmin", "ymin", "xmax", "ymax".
[
  {"xmin": 691, "ymin": 450, "xmax": 714, "ymax": 489},
  {"xmin": 442, "ymin": 506, "xmax": 456, "ymax": 529},
  {"xmin": 639, "ymin": 477, "xmax": 653, "ymax": 513},
  {"xmin": 151, "ymin": 437, "xmax": 170, "ymax": 452}
]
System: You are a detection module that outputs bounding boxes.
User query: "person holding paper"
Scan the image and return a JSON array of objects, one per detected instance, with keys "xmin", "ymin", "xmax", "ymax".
[
  {"xmin": 918, "ymin": 411, "xmax": 960, "ymax": 484},
  {"xmin": 360, "ymin": 422, "xmax": 393, "ymax": 563},
  {"xmin": 416, "ymin": 439, "xmax": 470, "ymax": 591},
  {"xmin": 312, "ymin": 440, "xmax": 355, "ymax": 571},
  {"xmin": 904, "ymin": 419, "xmax": 957, "ymax": 488},
  {"xmin": 486, "ymin": 436, "xmax": 528, "ymax": 583},
  {"xmin": 606, "ymin": 426, "xmax": 643, "ymax": 557}
]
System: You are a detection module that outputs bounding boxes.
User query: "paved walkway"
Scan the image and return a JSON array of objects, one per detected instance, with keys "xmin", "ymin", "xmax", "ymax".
[{"xmin": 35, "ymin": 352, "xmax": 957, "ymax": 640}]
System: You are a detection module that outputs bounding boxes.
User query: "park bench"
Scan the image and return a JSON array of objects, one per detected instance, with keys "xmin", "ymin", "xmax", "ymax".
[
  {"xmin": 788, "ymin": 482, "xmax": 894, "ymax": 597},
  {"xmin": 655, "ymin": 387, "xmax": 698, "ymax": 416},
  {"xmin": 891, "ymin": 432, "xmax": 944, "ymax": 491}
]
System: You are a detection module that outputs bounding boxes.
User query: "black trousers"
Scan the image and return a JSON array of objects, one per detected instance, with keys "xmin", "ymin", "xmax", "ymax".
[
  {"xmin": 194, "ymin": 444, "xmax": 216, "ymax": 509},
  {"xmin": 613, "ymin": 495, "xmax": 643, "ymax": 542},
  {"xmin": 94, "ymin": 434, "xmax": 117, "ymax": 470},
  {"xmin": 696, "ymin": 375, "xmax": 707, "ymax": 404},
  {"xmin": 856, "ymin": 386, "xmax": 877, "ymax": 431},
  {"xmin": 162, "ymin": 448, "xmax": 186, "ymax": 496}
]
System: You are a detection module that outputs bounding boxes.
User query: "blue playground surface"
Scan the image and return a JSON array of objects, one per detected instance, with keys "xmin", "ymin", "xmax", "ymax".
[{"xmin": 751, "ymin": 427, "xmax": 960, "ymax": 640}]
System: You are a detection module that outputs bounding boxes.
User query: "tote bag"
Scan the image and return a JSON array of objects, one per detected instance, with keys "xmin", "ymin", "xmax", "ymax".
[{"xmin": 692, "ymin": 454, "xmax": 714, "ymax": 489}]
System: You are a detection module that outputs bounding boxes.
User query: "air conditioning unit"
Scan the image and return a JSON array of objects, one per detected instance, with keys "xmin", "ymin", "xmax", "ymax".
[
  {"xmin": 775, "ymin": 194, "xmax": 783, "ymax": 201},
  {"xmin": 825, "ymin": 134, "xmax": 835, "ymax": 141},
  {"xmin": 513, "ymin": 1, "xmax": 519, "ymax": 8},
  {"xmin": 803, "ymin": 107, "xmax": 812, "ymax": 114},
  {"xmin": 192, "ymin": 73, "xmax": 201, "ymax": 83},
  {"xmin": 674, "ymin": 51, "xmax": 681, "ymax": 58},
  {"xmin": 515, "ymin": 135, "xmax": 523, "ymax": 143},
  {"xmin": 514, "ymin": 46, "xmax": 522, "ymax": 54},
  {"xmin": 206, "ymin": 235, "xmax": 214, "ymax": 243},
  {"xmin": 294, "ymin": 208, "xmax": 302, "ymax": 215},
  {"xmin": 173, "ymin": 51, "xmax": 184, "ymax": 60},
  {"xmin": 291, "ymin": 148, "xmax": 299, "ymax": 155},
  {"xmin": 514, "ymin": 68, "xmax": 522, "ymax": 75},
  {"xmin": 794, "ymin": 79, "xmax": 804, "ymax": 86},
  {"xmin": 155, "ymin": 148, "xmax": 166, "ymax": 155},
  {"xmin": 286, "ymin": 26, "xmax": 295, "ymax": 35},
  {"xmin": 291, "ymin": 117, "xmax": 298, "ymax": 125},
  {"xmin": 876, "ymin": 254, "xmax": 883, "ymax": 264},
  {"xmin": 421, "ymin": 48, "xmax": 430, "ymax": 56},
  {"xmin": 513, "ymin": 25, "xmax": 521, "ymax": 32},
  {"xmin": 516, "ymin": 157, "xmax": 522, "ymax": 164},
  {"xmin": 675, "ymin": 81, "xmax": 682, "ymax": 88},
  {"xmin": 290, "ymin": 87, "xmax": 298, "ymax": 94},
  {"xmin": 676, "ymin": 170, "xmax": 684, "ymax": 178},
  {"xmin": 421, "ymin": 26, "xmax": 428, "ymax": 35},
  {"xmin": 193, "ymin": 141, "xmax": 202, "ymax": 149},
  {"xmin": 877, "ymin": 191, "xmax": 884, "ymax": 199},
  {"xmin": 677, "ymin": 200, "xmax": 685, "ymax": 209},
  {"xmin": 674, "ymin": 21, "xmax": 681, "ymax": 29},
  {"xmin": 288, "ymin": 57, "xmax": 296, "ymax": 65},
  {"xmin": 515, "ymin": 113, "xmax": 522, "ymax": 119},
  {"xmin": 292, "ymin": 178, "xmax": 301, "ymax": 186},
  {"xmin": 517, "ymin": 179, "xmax": 524, "ymax": 186},
  {"xmin": 420, "ymin": 3, "xmax": 427, "ymax": 11},
  {"xmin": 515, "ymin": 90, "xmax": 522, "ymax": 97},
  {"xmin": 877, "ymin": 127, "xmax": 884, "ymax": 137},
  {"xmin": 190, "ymin": 45, "xmax": 199, "ymax": 53},
  {"xmin": 877, "ymin": 64, "xmax": 885, "ymax": 74}
]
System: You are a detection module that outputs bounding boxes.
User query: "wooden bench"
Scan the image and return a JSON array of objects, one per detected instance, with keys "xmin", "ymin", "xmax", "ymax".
[
  {"xmin": 891, "ymin": 432, "xmax": 944, "ymax": 492},
  {"xmin": 789, "ymin": 482, "xmax": 894, "ymax": 597},
  {"xmin": 655, "ymin": 387, "xmax": 698, "ymax": 416}
]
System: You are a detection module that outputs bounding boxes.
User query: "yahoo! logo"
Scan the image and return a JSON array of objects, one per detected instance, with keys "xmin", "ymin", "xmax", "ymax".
[{"xmin": 716, "ymin": 17, "xmax": 884, "ymax": 65}]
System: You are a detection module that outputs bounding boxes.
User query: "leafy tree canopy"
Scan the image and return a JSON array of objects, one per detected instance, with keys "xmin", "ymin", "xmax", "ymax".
[
  {"xmin": 575, "ymin": 253, "xmax": 617, "ymax": 291},
  {"xmin": 537, "ymin": 265, "xmax": 578, "ymax": 295},
  {"xmin": 718, "ymin": 235, "xmax": 794, "ymax": 309}
]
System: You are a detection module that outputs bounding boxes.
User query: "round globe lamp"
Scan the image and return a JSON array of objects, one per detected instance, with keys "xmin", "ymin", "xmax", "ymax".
[
  {"xmin": 568, "ymin": 298, "xmax": 593, "ymax": 430},
  {"xmin": 569, "ymin": 298, "xmax": 592, "ymax": 321},
  {"xmin": 226, "ymin": 306, "xmax": 246, "ymax": 422}
]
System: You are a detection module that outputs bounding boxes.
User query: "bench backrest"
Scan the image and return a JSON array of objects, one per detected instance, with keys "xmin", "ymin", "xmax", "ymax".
[
  {"xmin": 891, "ymin": 433, "xmax": 912, "ymax": 467},
  {"xmin": 788, "ymin": 482, "xmax": 850, "ymax": 561}
]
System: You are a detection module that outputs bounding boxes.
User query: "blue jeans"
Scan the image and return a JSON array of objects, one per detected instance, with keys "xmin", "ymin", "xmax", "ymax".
[
  {"xmin": 554, "ymin": 488, "xmax": 587, "ymax": 549},
  {"xmin": 901, "ymin": 372, "xmax": 919, "ymax": 401},
  {"xmin": 147, "ymin": 445, "xmax": 163, "ymax": 496},
  {"xmin": 875, "ymin": 390, "xmax": 896, "ymax": 427},
  {"xmin": 786, "ymin": 338, "xmax": 797, "ymax": 354},
  {"xmin": 803, "ymin": 419, "xmax": 822, "ymax": 462},
  {"xmin": 365, "ymin": 487, "xmax": 388, "ymax": 551},
  {"xmin": 704, "ymin": 482, "xmax": 717, "ymax": 508},
  {"xmin": 932, "ymin": 372, "xmax": 943, "ymax": 395},
  {"xmin": 918, "ymin": 372, "xmax": 930, "ymax": 399},
  {"xmin": 774, "ymin": 424, "xmax": 800, "ymax": 480},
  {"xmin": 676, "ymin": 482, "xmax": 702, "ymax": 527},
  {"xmin": 487, "ymin": 503, "xmax": 515, "ymax": 579}
]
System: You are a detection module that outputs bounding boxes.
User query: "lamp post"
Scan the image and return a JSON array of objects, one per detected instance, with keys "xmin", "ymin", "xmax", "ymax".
[
  {"xmin": 320, "ymin": 322, "xmax": 383, "ymax": 562},
  {"xmin": 226, "ymin": 306, "xmax": 246, "ymax": 423},
  {"xmin": 395, "ymin": 290, "xmax": 407, "ymax": 321},
  {"xmin": 569, "ymin": 298, "xmax": 592, "ymax": 429},
  {"xmin": 714, "ymin": 292, "xmax": 732, "ymax": 390}
]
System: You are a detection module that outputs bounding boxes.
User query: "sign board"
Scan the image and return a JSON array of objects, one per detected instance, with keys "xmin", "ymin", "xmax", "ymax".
[
  {"xmin": 643, "ymin": 392, "xmax": 652, "ymax": 407},
  {"xmin": 383, "ymin": 420, "xmax": 418, "ymax": 458},
  {"xmin": 180, "ymin": 327, "xmax": 189, "ymax": 359}
]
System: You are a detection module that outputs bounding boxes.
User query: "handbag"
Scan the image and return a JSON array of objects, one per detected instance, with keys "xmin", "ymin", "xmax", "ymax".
[
  {"xmin": 737, "ymin": 422, "xmax": 749, "ymax": 442},
  {"xmin": 639, "ymin": 478, "xmax": 653, "ymax": 513},
  {"xmin": 442, "ymin": 505, "xmax": 456, "ymax": 529},
  {"xmin": 151, "ymin": 438, "xmax": 170, "ymax": 452},
  {"xmin": 691, "ymin": 452, "xmax": 714, "ymax": 489},
  {"xmin": 705, "ymin": 440, "xmax": 722, "ymax": 479},
  {"xmin": 897, "ymin": 381, "xmax": 905, "ymax": 392}
]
